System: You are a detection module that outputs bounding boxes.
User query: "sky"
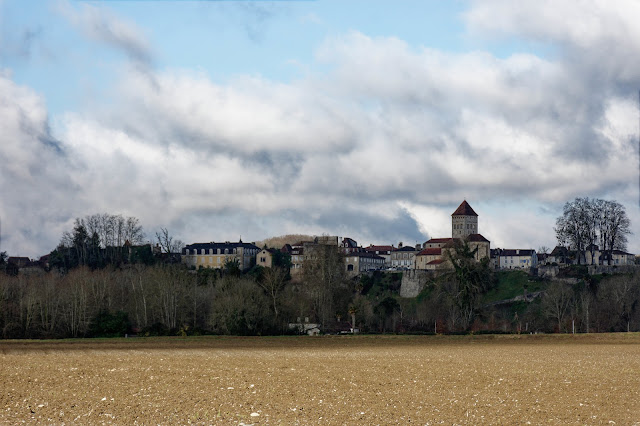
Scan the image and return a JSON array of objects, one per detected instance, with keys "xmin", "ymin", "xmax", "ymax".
[{"xmin": 1, "ymin": 0, "xmax": 639, "ymax": 258}]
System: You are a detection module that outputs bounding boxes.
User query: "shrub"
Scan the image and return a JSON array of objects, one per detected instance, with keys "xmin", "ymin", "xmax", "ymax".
[{"xmin": 88, "ymin": 311, "xmax": 131, "ymax": 338}]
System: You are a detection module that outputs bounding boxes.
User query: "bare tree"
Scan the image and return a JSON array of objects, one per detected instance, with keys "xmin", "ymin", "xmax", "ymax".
[
  {"xmin": 209, "ymin": 277, "xmax": 272, "ymax": 335},
  {"xmin": 556, "ymin": 198, "xmax": 631, "ymax": 265},
  {"xmin": 303, "ymin": 243, "xmax": 347, "ymax": 328},
  {"xmin": 61, "ymin": 268, "xmax": 92, "ymax": 337},
  {"xmin": 124, "ymin": 216, "xmax": 145, "ymax": 245},
  {"xmin": 538, "ymin": 246, "xmax": 550, "ymax": 255},
  {"xmin": 128, "ymin": 264, "xmax": 150, "ymax": 328},
  {"xmin": 257, "ymin": 266, "xmax": 288, "ymax": 319},
  {"xmin": 599, "ymin": 201, "xmax": 631, "ymax": 265},
  {"xmin": 597, "ymin": 274, "xmax": 639, "ymax": 332},
  {"xmin": 585, "ymin": 199, "xmax": 602, "ymax": 264},
  {"xmin": 555, "ymin": 198, "xmax": 591, "ymax": 264},
  {"xmin": 36, "ymin": 273, "xmax": 62, "ymax": 336},
  {"xmin": 543, "ymin": 281, "xmax": 574, "ymax": 332},
  {"xmin": 156, "ymin": 228, "xmax": 184, "ymax": 253}
]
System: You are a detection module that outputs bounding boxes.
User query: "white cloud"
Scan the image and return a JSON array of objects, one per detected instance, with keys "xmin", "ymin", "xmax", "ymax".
[
  {"xmin": 4, "ymin": 1, "xmax": 640, "ymax": 257},
  {"xmin": 0, "ymin": 71, "xmax": 78, "ymax": 256}
]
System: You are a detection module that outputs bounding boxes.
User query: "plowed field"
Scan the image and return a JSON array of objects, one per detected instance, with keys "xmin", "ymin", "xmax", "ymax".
[{"xmin": 1, "ymin": 334, "xmax": 640, "ymax": 424}]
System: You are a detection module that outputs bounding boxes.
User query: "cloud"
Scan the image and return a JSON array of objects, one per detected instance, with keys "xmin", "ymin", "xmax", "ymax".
[
  {"xmin": 58, "ymin": 0, "xmax": 153, "ymax": 66},
  {"xmin": 6, "ymin": 27, "xmax": 42, "ymax": 61},
  {"xmin": 4, "ymin": 1, "xmax": 640, "ymax": 257},
  {"xmin": 0, "ymin": 71, "xmax": 78, "ymax": 256},
  {"xmin": 53, "ymin": 17, "xmax": 639, "ymax": 252},
  {"xmin": 464, "ymin": 0, "xmax": 640, "ymax": 91}
]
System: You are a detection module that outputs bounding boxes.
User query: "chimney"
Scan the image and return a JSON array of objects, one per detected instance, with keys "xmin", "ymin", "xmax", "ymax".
[{"xmin": 398, "ymin": 242, "xmax": 403, "ymax": 248}]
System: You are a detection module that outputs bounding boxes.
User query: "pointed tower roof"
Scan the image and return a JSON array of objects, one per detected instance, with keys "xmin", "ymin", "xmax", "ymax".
[{"xmin": 452, "ymin": 200, "xmax": 478, "ymax": 217}]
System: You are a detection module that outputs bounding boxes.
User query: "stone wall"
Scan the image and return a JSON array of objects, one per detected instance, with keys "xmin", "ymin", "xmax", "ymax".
[
  {"xmin": 587, "ymin": 265, "xmax": 638, "ymax": 275},
  {"xmin": 537, "ymin": 265, "xmax": 559, "ymax": 278},
  {"xmin": 400, "ymin": 270, "xmax": 431, "ymax": 298},
  {"xmin": 538, "ymin": 264, "xmax": 637, "ymax": 279}
]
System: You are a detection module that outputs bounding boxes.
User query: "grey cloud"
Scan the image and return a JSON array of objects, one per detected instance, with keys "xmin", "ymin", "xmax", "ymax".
[
  {"xmin": 59, "ymin": 1, "xmax": 153, "ymax": 66},
  {"xmin": 15, "ymin": 27, "xmax": 42, "ymax": 60},
  {"xmin": 171, "ymin": 205, "xmax": 428, "ymax": 249},
  {"xmin": 229, "ymin": 2, "xmax": 289, "ymax": 44},
  {"xmin": 0, "ymin": 74, "xmax": 80, "ymax": 257},
  {"xmin": 0, "ymin": 25, "xmax": 48, "ymax": 63},
  {"xmin": 312, "ymin": 207, "xmax": 427, "ymax": 246},
  {"xmin": 238, "ymin": 3, "xmax": 277, "ymax": 43}
]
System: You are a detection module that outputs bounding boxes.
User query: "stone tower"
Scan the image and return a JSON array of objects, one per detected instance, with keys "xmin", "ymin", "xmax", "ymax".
[{"xmin": 451, "ymin": 200, "xmax": 478, "ymax": 238}]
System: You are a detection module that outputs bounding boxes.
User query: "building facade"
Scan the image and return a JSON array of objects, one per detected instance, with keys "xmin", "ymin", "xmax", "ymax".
[
  {"xmin": 345, "ymin": 252, "xmax": 385, "ymax": 274},
  {"xmin": 497, "ymin": 249, "xmax": 537, "ymax": 270},
  {"xmin": 364, "ymin": 245, "xmax": 394, "ymax": 267},
  {"xmin": 451, "ymin": 200, "xmax": 479, "ymax": 238},
  {"xmin": 391, "ymin": 244, "xmax": 419, "ymax": 269},
  {"xmin": 182, "ymin": 241, "xmax": 261, "ymax": 271},
  {"xmin": 256, "ymin": 248, "xmax": 275, "ymax": 268},
  {"xmin": 415, "ymin": 201, "xmax": 490, "ymax": 270}
]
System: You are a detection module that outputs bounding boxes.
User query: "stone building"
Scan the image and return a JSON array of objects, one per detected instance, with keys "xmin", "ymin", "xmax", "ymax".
[
  {"xmin": 451, "ymin": 200, "xmax": 479, "ymax": 238},
  {"xmin": 256, "ymin": 248, "xmax": 276, "ymax": 268},
  {"xmin": 364, "ymin": 245, "xmax": 394, "ymax": 267},
  {"xmin": 391, "ymin": 243, "xmax": 420, "ymax": 269},
  {"xmin": 414, "ymin": 201, "xmax": 490, "ymax": 270},
  {"xmin": 345, "ymin": 252, "xmax": 385, "ymax": 274},
  {"xmin": 182, "ymin": 240, "xmax": 260, "ymax": 271}
]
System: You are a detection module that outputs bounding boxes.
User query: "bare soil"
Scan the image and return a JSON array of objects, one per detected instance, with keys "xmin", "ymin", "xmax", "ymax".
[{"xmin": 1, "ymin": 334, "xmax": 640, "ymax": 424}]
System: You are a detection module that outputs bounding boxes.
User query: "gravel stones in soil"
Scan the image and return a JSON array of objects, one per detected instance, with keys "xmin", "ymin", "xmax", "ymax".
[{"xmin": 1, "ymin": 334, "xmax": 640, "ymax": 424}]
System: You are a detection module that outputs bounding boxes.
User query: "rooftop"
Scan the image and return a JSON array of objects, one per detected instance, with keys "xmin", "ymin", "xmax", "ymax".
[{"xmin": 452, "ymin": 200, "xmax": 478, "ymax": 217}]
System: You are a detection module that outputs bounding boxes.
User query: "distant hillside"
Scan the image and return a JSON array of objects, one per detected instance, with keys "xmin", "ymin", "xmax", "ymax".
[{"xmin": 255, "ymin": 234, "xmax": 315, "ymax": 249}]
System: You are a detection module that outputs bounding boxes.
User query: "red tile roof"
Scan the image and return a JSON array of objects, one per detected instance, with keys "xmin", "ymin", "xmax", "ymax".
[
  {"xmin": 417, "ymin": 248, "xmax": 442, "ymax": 256},
  {"xmin": 426, "ymin": 238, "xmax": 453, "ymax": 243},
  {"xmin": 467, "ymin": 233, "xmax": 489, "ymax": 242},
  {"xmin": 451, "ymin": 200, "xmax": 478, "ymax": 217}
]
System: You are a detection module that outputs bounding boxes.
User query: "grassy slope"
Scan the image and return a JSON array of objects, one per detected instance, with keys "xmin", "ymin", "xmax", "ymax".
[{"xmin": 481, "ymin": 270, "xmax": 548, "ymax": 304}]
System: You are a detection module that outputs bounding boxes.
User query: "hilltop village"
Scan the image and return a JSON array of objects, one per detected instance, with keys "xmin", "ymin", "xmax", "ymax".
[
  {"xmin": 180, "ymin": 200, "xmax": 636, "ymax": 278},
  {"xmin": 1, "ymin": 199, "xmax": 638, "ymax": 339}
]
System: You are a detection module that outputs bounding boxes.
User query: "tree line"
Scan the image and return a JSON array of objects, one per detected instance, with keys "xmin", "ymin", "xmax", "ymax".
[
  {"xmin": 0, "ymin": 202, "xmax": 638, "ymax": 338},
  {"xmin": 3, "ymin": 236, "xmax": 637, "ymax": 338}
]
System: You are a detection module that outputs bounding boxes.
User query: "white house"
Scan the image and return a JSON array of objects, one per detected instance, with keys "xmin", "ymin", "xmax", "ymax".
[{"xmin": 497, "ymin": 249, "xmax": 537, "ymax": 270}]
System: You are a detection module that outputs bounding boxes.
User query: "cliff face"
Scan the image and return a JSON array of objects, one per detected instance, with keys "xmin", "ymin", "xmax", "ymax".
[{"xmin": 400, "ymin": 270, "xmax": 429, "ymax": 298}]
